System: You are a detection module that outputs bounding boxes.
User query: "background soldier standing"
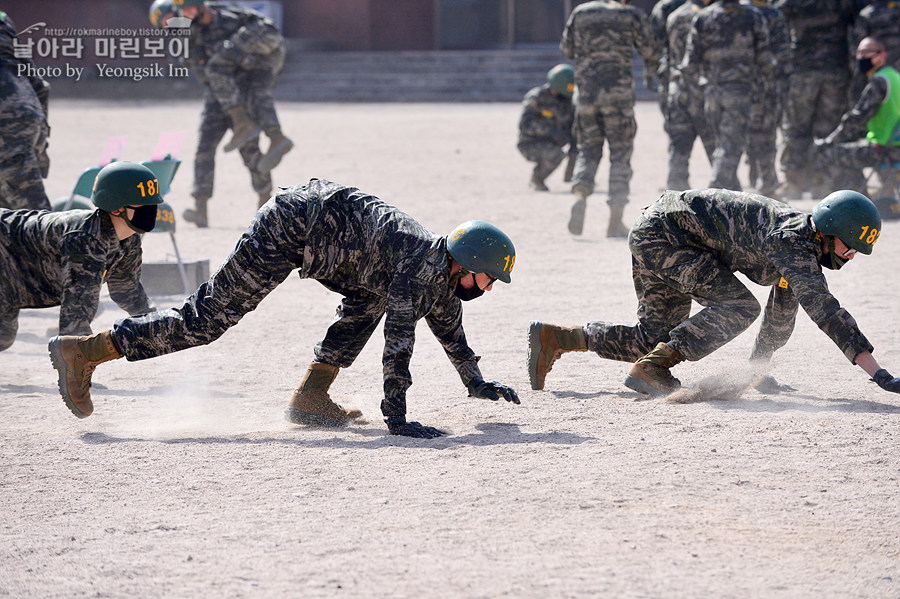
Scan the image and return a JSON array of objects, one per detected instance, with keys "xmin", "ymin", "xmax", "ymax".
[
  {"xmin": 50, "ymin": 179, "xmax": 520, "ymax": 438},
  {"xmin": 0, "ymin": 162, "xmax": 160, "ymax": 351},
  {"xmin": 681, "ymin": 0, "xmax": 775, "ymax": 192},
  {"xmin": 517, "ymin": 63, "xmax": 577, "ymax": 192},
  {"xmin": 775, "ymin": 0, "xmax": 857, "ymax": 199},
  {"xmin": 171, "ymin": 0, "xmax": 292, "ymax": 228},
  {"xmin": 561, "ymin": 0, "xmax": 659, "ymax": 237},
  {"xmin": 663, "ymin": 0, "xmax": 715, "ymax": 190},
  {"xmin": 0, "ymin": 11, "xmax": 50, "ymax": 211},
  {"xmin": 851, "ymin": 0, "xmax": 900, "ymax": 100},
  {"xmin": 527, "ymin": 189, "xmax": 900, "ymax": 398}
]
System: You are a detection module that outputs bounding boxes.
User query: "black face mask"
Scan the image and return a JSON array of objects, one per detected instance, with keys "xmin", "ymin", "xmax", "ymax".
[
  {"xmin": 857, "ymin": 57, "xmax": 874, "ymax": 74},
  {"xmin": 454, "ymin": 281, "xmax": 485, "ymax": 301},
  {"xmin": 818, "ymin": 237, "xmax": 847, "ymax": 271},
  {"xmin": 122, "ymin": 204, "xmax": 158, "ymax": 234}
]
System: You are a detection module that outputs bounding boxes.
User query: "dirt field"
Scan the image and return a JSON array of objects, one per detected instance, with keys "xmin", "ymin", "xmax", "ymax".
[{"xmin": 2, "ymin": 99, "xmax": 899, "ymax": 598}]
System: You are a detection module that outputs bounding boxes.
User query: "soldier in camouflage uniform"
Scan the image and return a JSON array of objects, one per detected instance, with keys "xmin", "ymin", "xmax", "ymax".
[
  {"xmin": 49, "ymin": 179, "xmax": 520, "ymax": 438},
  {"xmin": 681, "ymin": 0, "xmax": 776, "ymax": 192},
  {"xmin": 170, "ymin": 0, "xmax": 292, "ymax": 228},
  {"xmin": 0, "ymin": 162, "xmax": 161, "ymax": 351},
  {"xmin": 527, "ymin": 188, "xmax": 900, "ymax": 398},
  {"xmin": 518, "ymin": 64, "xmax": 577, "ymax": 191},
  {"xmin": 560, "ymin": 0, "xmax": 660, "ymax": 237},
  {"xmin": 743, "ymin": 0, "xmax": 791, "ymax": 198},
  {"xmin": 851, "ymin": 0, "xmax": 900, "ymax": 101},
  {"xmin": 813, "ymin": 37, "xmax": 900, "ymax": 193},
  {"xmin": 649, "ymin": 0, "xmax": 688, "ymax": 127},
  {"xmin": 0, "ymin": 11, "xmax": 50, "ymax": 211},
  {"xmin": 774, "ymin": 0, "xmax": 857, "ymax": 199},
  {"xmin": 664, "ymin": 0, "xmax": 715, "ymax": 190}
]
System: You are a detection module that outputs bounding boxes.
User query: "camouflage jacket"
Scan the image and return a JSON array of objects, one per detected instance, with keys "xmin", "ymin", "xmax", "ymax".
[
  {"xmin": 560, "ymin": 0, "xmax": 660, "ymax": 105},
  {"xmin": 0, "ymin": 208, "xmax": 152, "ymax": 335},
  {"xmin": 517, "ymin": 84, "xmax": 576, "ymax": 148},
  {"xmin": 185, "ymin": 4, "xmax": 283, "ymax": 84},
  {"xmin": 682, "ymin": 0, "xmax": 776, "ymax": 88},
  {"xmin": 0, "ymin": 12, "xmax": 49, "ymax": 112},
  {"xmin": 284, "ymin": 179, "xmax": 484, "ymax": 416},
  {"xmin": 666, "ymin": 0, "xmax": 705, "ymax": 81},
  {"xmin": 650, "ymin": 0, "xmax": 688, "ymax": 77},
  {"xmin": 773, "ymin": 0, "xmax": 857, "ymax": 72},
  {"xmin": 824, "ymin": 73, "xmax": 891, "ymax": 143},
  {"xmin": 639, "ymin": 189, "xmax": 874, "ymax": 362},
  {"xmin": 742, "ymin": 0, "xmax": 792, "ymax": 81},
  {"xmin": 854, "ymin": 1, "xmax": 900, "ymax": 69}
]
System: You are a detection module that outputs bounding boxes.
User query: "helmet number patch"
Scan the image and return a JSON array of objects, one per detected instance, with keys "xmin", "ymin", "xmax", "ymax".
[
  {"xmin": 503, "ymin": 254, "xmax": 515, "ymax": 272},
  {"xmin": 136, "ymin": 178, "xmax": 160, "ymax": 198},
  {"xmin": 858, "ymin": 226, "xmax": 879, "ymax": 245},
  {"xmin": 451, "ymin": 228, "xmax": 465, "ymax": 241}
]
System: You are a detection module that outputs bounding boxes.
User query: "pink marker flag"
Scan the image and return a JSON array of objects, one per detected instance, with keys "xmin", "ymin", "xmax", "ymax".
[
  {"xmin": 151, "ymin": 131, "xmax": 187, "ymax": 161},
  {"xmin": 98, "ymin": 136, "xmax": 128, "ymax": 166}
]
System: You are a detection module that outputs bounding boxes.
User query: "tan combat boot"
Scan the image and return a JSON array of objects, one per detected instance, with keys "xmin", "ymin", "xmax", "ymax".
[
  {"xmin": 183, "ymin": 194, "xmax": 209, "ymax": 228},
  {"xmin": 606, "ymin": 204, "xmax": 629, "ymax": 238},
  {"xmin": 527, "ymin": 321, "xmax": 588, "ymax": 390},
  {"xmin": 257, "ymin": 128, "xmax": 294, "ymax": 172},
  {"xmin": 568, "ymin": 184, "xmax": 590, "ymax": 235},
  {"xmin": 48, "ymin": 331, "xmax": 123, "ymax": 418},
  {"xmin": 530, "ymin": 173, "xmax": 549, "ymax": 191},
  {"xmin": 284, "ymin": 362, "xmax": 362, "ymax": 427},
  {"xmin": 223, "ymin": 106, "xmax": 262, "ymax": 152},
  {"xmin": 623, "ymin": 342, "xmax": 684, "ymax": 397}
]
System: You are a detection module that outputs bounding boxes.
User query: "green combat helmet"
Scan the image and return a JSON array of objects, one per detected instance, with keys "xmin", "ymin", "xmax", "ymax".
[
  {"xmin": 92, "ymin": 161, "xmax": 164, "ymax": 233},
  {"xmin": 446, "ymin": 220, "xmax": 516, "ymax": 283},
  {"xmin": 812, "ymin": 190, "xmax": 882, "ymax": 254},
  {"xmin": 149, "ymin": 0, "xmax": 176, "ymax": 27},
  {"xmin": 172, "ymin": 0, "xmax": 205, "ymax": 8},
  {"xmin": 548, "ymin": 64, "xmax": 575, "ymax": 98}
]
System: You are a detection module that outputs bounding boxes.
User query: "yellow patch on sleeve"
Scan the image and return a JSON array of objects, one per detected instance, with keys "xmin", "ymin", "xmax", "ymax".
[
  {"xmin": 778, "ymin": 277, "xmax": 788, "ymax": 289},
  {"xmin": 541, "ymin": 109, "xmax": 554, "ymax": 118}
]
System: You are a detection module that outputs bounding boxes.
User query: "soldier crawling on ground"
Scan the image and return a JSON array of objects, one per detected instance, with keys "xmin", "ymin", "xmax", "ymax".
[
  {"xmin": 517, "ymin": 64, "xmax": 578, "ymax": 192},
  {"xmin": 49, "ymin": 179, "xmax": 521, "ymax": 438},
  {"xmin": 527, "ymin": 189, "xmax": 900, "ymax": 399}
]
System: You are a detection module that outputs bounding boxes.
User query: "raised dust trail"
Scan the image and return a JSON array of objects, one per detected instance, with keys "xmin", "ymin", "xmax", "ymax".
[{"xmin": 666, "ymin": 366, "xmax": 768, "ymax": 404}]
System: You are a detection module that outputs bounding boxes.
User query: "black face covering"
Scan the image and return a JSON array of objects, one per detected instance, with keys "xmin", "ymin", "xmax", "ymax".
[
  {"xmin": 122, "ymin": 205, "xmax": 158, "ymax": 234},
  {"xmin": 454, "ymin": 280, "xmax": 485, "ymax": 301},
  {"xmin": 818, "ymin": 237, "xmax": 847, "ymax": 271},
  {"xmin": 857, "ymin": 57, "xmax": 874, "ymax": 74}
]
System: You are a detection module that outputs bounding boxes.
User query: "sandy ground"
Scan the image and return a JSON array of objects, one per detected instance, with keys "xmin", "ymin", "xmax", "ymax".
[{"xmin": 2, "ymin": 99, "xmax": 900, "ymax": 599}]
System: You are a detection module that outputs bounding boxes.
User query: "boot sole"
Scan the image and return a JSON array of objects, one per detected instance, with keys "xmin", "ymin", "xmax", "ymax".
[
  {"xmin": 258, "ymin": 138, "xmax": 294, "ymax": 173},
  {"xmin": 568, "ymin": 199, "xmax": 585, "ymax": 235},
  {"xmin": 48, "ymin": 337, "xmax": 90, "ymax": 419},
  {"xmin": 526, "ymin": 321, "xmax": 544, "ymax": 390},
  {"xmin": 223, "ymin": 126, "xmax": 263, "ymax": 152},
  {"xmin": 623, "ymin": 374, "xmax": 673, "ymax": 398},
  {"xmin": 284, "ymin": 407, "xmax": 358, "ymax": 428}
]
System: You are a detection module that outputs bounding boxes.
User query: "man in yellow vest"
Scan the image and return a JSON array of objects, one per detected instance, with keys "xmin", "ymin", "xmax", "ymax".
[{"xmin": 814, "ymin": 37, "xmax": 900, "ymax": 198}]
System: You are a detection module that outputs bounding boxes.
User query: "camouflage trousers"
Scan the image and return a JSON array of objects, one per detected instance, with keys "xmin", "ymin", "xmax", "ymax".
[
  {"xmin": 583, "ymin": 209, "xmax": 760, "ymax": 363},
  {"xmin": 0, "ymin": 70, "xmax": 50, "ymax": 211},
  {"xmin": 747, "ymin": 83, "xmax": 783, "ymax": 195},
  {"xmin": 814, "ymin": 141, "xmax": 900, "ymax": 193},
  {"xmin": 0, "ymin": 240, "xmax": 18, "ymax": 350},
  {"xmin": 192, "ymin": 93, "xmax": 272, "ymax": 200},
  {"xmin": 571, "ymin": 102, "xmax": 636, "ymax": 204},
  {"xmin": 517, "ymin": 139, "xmax": 567, "ymax": 180},
  {"xmin": 780, "ymin": 69, "xmax": 850, "ymax": 184},
  {"xmin": 111, "ymin": 195, "xmax": 384, "ymax": 371},
  {"xmin": 704, "ymin": 83, "xmax": 752, "ymax": 191},
  {"xmin": 665, "ymin": 80, "xmax": 715, "ymax": 190},
  {"xmin": 205, "ymin": 41, "xmax": 285, "ymax": 132}
]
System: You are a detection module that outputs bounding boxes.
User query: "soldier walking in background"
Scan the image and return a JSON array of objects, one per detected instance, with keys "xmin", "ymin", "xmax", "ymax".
[
  {"xmin": 681, "ymin": 0, "xmax": 775, "ymax": 192},
  {"xmin": 527, "ymin": 189, "xmax": 900, "ymax": 399},
  {"xmin": 775, "ymin": 0, "xmax": 857, "ymax": 200},
  {"xmin": 165, "ymin": 0, "xmax": 293, "ymax": 228},
  {"xmin": 663, "ymin": 0, "xmax": 715, "ymax": 190},
  {"xmin": 49, "ymin": 179, "xmax": 520, "ymax": 438},
  {"xmin": 743, "ymin": 0, "xmax": 791, "ymax": 199},
  {"xmin": 649, "ymin": 0, "xmax": 688, "ymax": 128},
  {"xmin": 0, "ymin": 162, "xmax": 160, "ymax": 351},
  {"xmin": 0, "ymin": 11, "xmax": 50, "ymax": 211},
  {"xmin": 517, "ymin": 64, "xmax": 577, "ymax": 192},
  {"xmin": 561, "ymin": 0, "xmax": 659, "ymax": 237}
]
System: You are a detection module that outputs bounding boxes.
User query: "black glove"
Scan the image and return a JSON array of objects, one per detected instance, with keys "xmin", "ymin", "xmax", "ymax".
[
  {"xmin": 872, "ymin": 369, "xmax": 900, "ymax": 393},
  {"xmin": 467, "ymin": 377, "xmax": 520, "ymax": 404},
  {"xmin": 385, "ymin": 416, "xmax": 444, "ymax": 439},
  {"xmin": 754, "ymin": 374, "xmax": 796, "ymax": 394}
]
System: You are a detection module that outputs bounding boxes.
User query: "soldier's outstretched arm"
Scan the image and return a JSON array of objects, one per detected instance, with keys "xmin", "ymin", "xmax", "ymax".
[{"xmin": 856, "ymin": 351, "xmax": 900, "ymax": 393}]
